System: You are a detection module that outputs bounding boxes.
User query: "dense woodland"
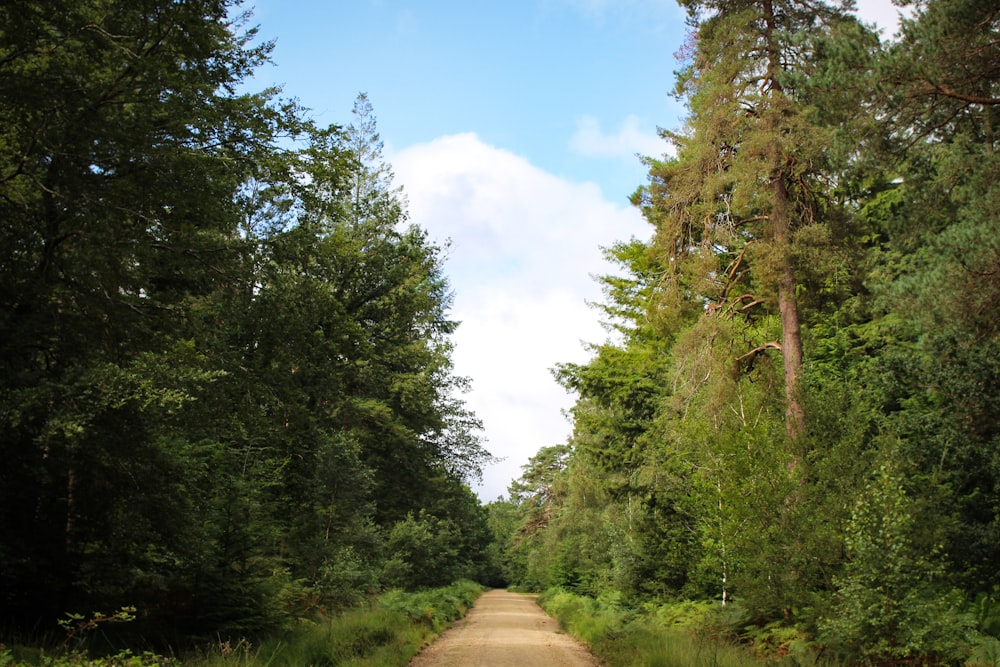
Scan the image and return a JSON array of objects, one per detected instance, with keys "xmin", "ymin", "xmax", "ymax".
[
  {"xmin": 0, "ymin": 0, "xmax": 496, "ymax": 645},
  {"xmin": 494, "ymin": 0, "xmax": 1000, "ymax": 663},
  {"xmin": 2, "ymin": 0, "xmax": 1000, "ymax": 664}
]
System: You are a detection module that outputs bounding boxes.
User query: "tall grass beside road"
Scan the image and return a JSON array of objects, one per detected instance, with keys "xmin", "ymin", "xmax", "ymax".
[{"xmin": 0, "ymin": 581, "xmax": 485, "ymax": 667}]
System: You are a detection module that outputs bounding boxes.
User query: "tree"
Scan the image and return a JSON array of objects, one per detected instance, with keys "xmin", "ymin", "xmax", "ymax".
[
  {"xmin": 0, "ymin": 0, "xmax": 294, "ymax": 628},
  {"xmin": 881, "ymin": 0, "xmax": 999, "ymax": 130},
  {"xmin": 821, "ymin": 460, "xmax": 971, "ymax": 663},
  {"xmin": 636, "ymin": 0, "xmax": 867, "ymax": 446},
  {"xmin": 303, "ymin": 129, "xmax": 488, "ymax": 522},
  {"xmin": 0, "ymin": 2, "xmax": 491, "ymax": 638},
  {"xmin": 552, "ymin": 241, "xmax": 705, "ymax": 600},
  {"xmin": 852, "ymin": 0, "xmax": 1000, "ymax": 600},
  {"xmin": 492, "ymin": 0, "xmax": 1000, "ymax": 659},
  {"xmin": 345, "ymin": 92, "xmax": 401, "ymax": 226}
]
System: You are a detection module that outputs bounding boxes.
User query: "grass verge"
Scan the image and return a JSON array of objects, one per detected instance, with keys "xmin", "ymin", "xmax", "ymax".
[
  {"xmin": 1, "ymin": 581, "xmax": 485, "ymax": 667},
  {"xmin": 538, "ymin": 590, "xmax": 1000, "ymax": 666},
  {"xmin": 537, "ymin": 589, "xmax": 816, "ymax": 667}
]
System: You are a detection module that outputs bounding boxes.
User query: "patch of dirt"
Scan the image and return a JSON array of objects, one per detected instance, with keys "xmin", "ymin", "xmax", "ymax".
[{"xmin": 408, "ymin": 589, "xmax": 603, "ymax": 667}]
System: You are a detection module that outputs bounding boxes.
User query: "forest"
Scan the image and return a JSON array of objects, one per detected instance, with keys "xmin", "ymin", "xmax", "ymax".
[
  {"xmin": 493, "ymin": 0, "xmax": 1000, "ymax": 663},
  {"xmin": 1, "ymin": 0, "xmax": 998, "ymax": 665},
  {"xmin": 0, "ymin": 0, "xmax": 497, "ymax": 651}
]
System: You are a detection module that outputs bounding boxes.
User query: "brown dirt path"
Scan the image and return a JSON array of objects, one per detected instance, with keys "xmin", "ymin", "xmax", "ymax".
[{"xmin": 408, "ymin": 589, "xmax": 603, "ymax": 667}]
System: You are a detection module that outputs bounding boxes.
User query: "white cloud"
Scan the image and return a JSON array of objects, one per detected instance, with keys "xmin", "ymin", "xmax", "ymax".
[
  {"xmin": 854, "ymin": 0, "xmax": 909, "ymax": 37},
  {"xmin": 570, "ymin": 114, "xmax": 665, "ymax": 160},
  {"xmin": 392, "ymin": 133, "xmax": 649, "ymax": 501}
]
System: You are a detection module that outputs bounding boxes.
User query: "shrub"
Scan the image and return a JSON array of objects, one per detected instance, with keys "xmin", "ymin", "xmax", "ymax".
[{"xmin": 820, "ymin": 462, "xmax": 974, "ymax": 664}]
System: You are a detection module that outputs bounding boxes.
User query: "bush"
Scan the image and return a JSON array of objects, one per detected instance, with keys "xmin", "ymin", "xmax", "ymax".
[
  {"xmin": 1, "ymin": 582, "xmax": 485, "ymax": 667},
  {"xmin": 820, "ymin": 462, "xmax": 974, "ymax": 664},
  {"xmin": 378, "ymin": 580, "xmax": 485, "ymax": 633},
  {"xmin": 251, "ymin": 581, "xmax": 484, "ymax": 667},
  {"xmin": 538, "ymin": 589, "xmax": 819, "ymax": 667}
]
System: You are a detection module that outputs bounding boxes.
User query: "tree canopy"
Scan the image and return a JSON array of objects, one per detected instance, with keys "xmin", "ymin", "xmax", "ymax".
[
  {"xmin": 0, "ymin": 0, "xmax": 492, "ymax": 640},
  {"xmin": 495, "ymin": 0, "xmax": 1000, "ymax": 663}
]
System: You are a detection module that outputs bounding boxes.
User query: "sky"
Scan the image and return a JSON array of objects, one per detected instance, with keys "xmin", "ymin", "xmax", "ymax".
[{"xmin": 245, "ymin": 0, "xmax": 907, "ymax": 501}]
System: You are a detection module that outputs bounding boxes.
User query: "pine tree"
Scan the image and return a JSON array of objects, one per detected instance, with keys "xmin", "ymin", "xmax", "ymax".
[
  {"xmin": 636, "ymin": 0, "xmax": 865, "ymax": 448},
  {"xmin": 346, "ymin": 92, "xmax": 402, "ymax": 226}
]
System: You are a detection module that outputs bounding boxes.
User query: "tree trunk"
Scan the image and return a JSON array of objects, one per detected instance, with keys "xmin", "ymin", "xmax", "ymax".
[
  {"xmin": 772, "ymin": 174, "xmax": 806, "ymax": 446},
  {"xmin": 762, "ymin": 0, "xmax": 806, "ymax": 448}
]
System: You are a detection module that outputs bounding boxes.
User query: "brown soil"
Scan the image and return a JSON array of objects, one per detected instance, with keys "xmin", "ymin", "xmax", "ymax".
[{"xmin": 408, "ymin": 589, "xmax": 603, "ymax": 667}]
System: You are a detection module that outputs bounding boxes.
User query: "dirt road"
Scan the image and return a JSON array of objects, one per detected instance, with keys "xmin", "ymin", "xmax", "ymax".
[{"xmin": 408, "ymin": 589, "xmax": 603, "ymax": 667}]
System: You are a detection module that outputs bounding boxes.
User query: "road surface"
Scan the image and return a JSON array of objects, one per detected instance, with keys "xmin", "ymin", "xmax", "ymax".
[{"xmin": 408, "ymin": 589, "xmax": 603, "ymax": 667}]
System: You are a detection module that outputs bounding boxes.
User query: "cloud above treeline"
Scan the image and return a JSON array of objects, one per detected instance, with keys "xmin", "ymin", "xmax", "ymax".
[
  {"xmin": 392, "ymin": 133, "xmax": 650, "ymax": 500},
  {"xmin": 570, "ymin": 114, "xmax": 664, "ymax": 159}
]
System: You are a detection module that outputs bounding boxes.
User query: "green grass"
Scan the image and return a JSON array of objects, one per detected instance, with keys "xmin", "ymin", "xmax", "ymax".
[
  {"xmin": 1, "ymin": 581, "xmax": 486, "ymax": 667},
  {"xmin": 538, "ymin": 589, "xmax": 1000, "ymax": 667},
  {"xmin": 538, "ymin": 589, "xmax": 843, "ymax": 667},
  {"xmin": 213, "ymin": 606, "xmax": 423, "ymax": 667},
  {"xmin": 192, "ymin": 579, "xmax": 485, "ymax": 667}
]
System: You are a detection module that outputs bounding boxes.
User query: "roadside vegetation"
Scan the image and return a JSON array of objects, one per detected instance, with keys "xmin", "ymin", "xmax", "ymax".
[
  {"xmin": 0, "ymin": 581, "xmax": 484, "ymax": 667},
  {"xmin": 539, "ymin": 589, "xmax": 1000, "ymax": 667}
]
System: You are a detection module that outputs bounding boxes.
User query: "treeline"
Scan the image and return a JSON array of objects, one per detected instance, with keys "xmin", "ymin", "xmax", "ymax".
[
  {"xmin": 0, "ymin": 0, "xmax": 497, "ymax": 642},
  {"xmin": 492, "ymin": 0, "xmax": 1000, "ymax": 663}
]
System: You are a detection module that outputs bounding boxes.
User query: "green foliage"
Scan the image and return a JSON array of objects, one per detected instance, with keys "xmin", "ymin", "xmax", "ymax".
[
  {"xmin": 0, "ymin": 582, "xmax": 484, "ymax": 667},
  {"xmin": 970, "ymin": 637, "xmax": 1000, "ymax": 667},
  {"xmin": 498, "ymin": 1, "xmax": 1000, "ymax": 665},
  {"xmin": 0, "ymin": 0, "xmax": 491, "ymax": 648},
  {"xmin": 820, "ymin": 460, "xmax": 974, "ymax": 663},
  {"xmin": 0, "ymin": 0, "xmax": 292, "ymax": 631},
  {"xmin": 57, "ymin": 608, "xmax": 137, "ymax": 652},
  {"xmin": 380, "ymin": 478, "xmax": 493, "ymax": 591},
  {"xmin": 482, "ymin": 500, "xmax": 518, "ymax": 587},
  {"xmin": 242, "ymin": 581, "xmax": 482, "ymax": 667},
  {"xmin": 377, "ymin": 580, "xmax": 485, "ymax": 633},
  {"xmin": 381, "ymin": 513, "xmax": 461, "ymax": 590},
  {"xmin": 5, "ymin": 0, "xmax": 1000, "ymax": 663},
  {"xmin": 240, "ymin": 607, "xmax": 412, "ymax": 667},
  {"xmin": 539, "ymin": 590, "xmax": 781, "ymax": 667},
  {"xmin": 975, "ymin": 592, "xmax": 1000, "ymax": 640},
  {"xmin": 0, "ymin": 647, "xmax": 177, "ymax": 667},
  {"xmin": 0, "ymin": 608, "xmax": 174, "ymax": 666}
]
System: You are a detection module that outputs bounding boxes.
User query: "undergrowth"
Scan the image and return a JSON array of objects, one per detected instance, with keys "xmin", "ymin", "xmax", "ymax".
[
  {"xmin": 538, "ymin": 588, "xmax": 830, "ymax": 666},
  {"xmin": 0, "ymin": 581, "xmax": 485, "ymax": 667},
  {"xmin": 537, "ymin": 588, "xmax": 1000, "ymax": 666}
]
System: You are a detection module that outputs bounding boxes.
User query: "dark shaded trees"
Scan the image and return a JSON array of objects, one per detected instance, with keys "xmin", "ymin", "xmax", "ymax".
[
  {"xmin": 0, "ymin": 0, "xmax": 289, "ymax": 628},
  {"xmin": 0, "ymin": 2, "xmax": 490, "ymax": 640}
]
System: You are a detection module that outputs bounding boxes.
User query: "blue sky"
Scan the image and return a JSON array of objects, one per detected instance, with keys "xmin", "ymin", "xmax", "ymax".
[
  {"xmin": 249, "ymin": 0, "xmax": 686, "ymax": 201},
  {"xmin": 245, "ymin": 0, "xmax": 905, "ymax": 501}
]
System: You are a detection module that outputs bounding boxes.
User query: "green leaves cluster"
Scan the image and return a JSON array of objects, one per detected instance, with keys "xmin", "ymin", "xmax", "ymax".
[
  {"xmin": 0, "ymin": 0, "xmax": 492, "ymax": 644},
  {"xmin": 495, "ymin": 0, "xmax": 1000, "ymax": 663}
]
